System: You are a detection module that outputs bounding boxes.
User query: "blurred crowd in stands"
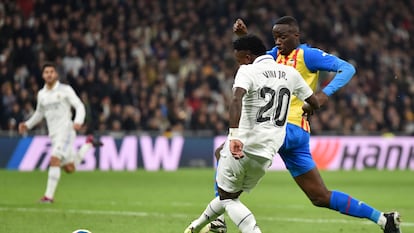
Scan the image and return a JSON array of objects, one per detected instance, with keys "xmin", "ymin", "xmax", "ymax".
[{"xmin": 1, "ymin": 0, "xmax": 413, "ymax": 136}]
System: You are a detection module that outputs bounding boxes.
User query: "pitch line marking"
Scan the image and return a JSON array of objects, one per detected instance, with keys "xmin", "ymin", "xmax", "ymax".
[{"xmin": 0, "ymin": 207, "xmax": 413, "ymax": 227}]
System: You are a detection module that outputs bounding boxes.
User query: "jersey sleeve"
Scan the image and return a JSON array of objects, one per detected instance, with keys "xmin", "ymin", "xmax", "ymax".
[
  {"xmin": 266, "ymin": 46, "xmax": 278, "ymax": 60},
  {"xmin": 233, "ymin": 65, "xmax": 252, "ymax": 92},
  {"xmin": 303, "ymin": 47, "xmax": 356, "ymax": 96},
  {"xmin": 66, "ymin": 86, "xmax": 86, "ymax": 125},
  {"xmin": 25, "ymin": 92, "xmax": 45, "ymax": 129}
]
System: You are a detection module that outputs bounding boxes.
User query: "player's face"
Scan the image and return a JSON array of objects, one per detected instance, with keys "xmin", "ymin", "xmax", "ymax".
[
  {"xmin": 234, "ymin": 50, "xmax": 254, "ymax": 65},
  {"xmin": 42, "ymin": 66, "xmax": 58, "ymax": 85},
  {"xmin": 272, "ymin": 24, "xmax": 300, "ymax": 56}
]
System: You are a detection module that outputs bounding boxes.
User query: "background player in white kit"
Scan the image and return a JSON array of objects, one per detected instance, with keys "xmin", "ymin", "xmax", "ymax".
[
  {"xmin": 184, "ymin": 34, "xmax": 320, "ymax": 233},
  {"xmin": 18, "ymin": 62, "xmax": 102, "ymax": 203}
]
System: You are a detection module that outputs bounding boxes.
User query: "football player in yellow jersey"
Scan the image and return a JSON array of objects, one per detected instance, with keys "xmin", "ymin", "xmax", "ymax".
[{"xmin": 203, "ymin": 16, "xmax": 401, "ymax": 233}]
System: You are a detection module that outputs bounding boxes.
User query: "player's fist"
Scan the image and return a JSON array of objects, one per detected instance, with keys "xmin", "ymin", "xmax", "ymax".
[
  {"xmin": 233, "ymin": 19, "xmax": 248, "ymax": 36},
  {"xmin": 302, "ymin": 102, "xmax": 315, "ymax": 116},
  {"xmin": 229, "ymin": 139, "xmax": 244, "ymax": 159},
  {"xmin": 18, "ymin": 123, "xmax": 28, "ymax": 134},
  {"xmin": 73, "ymin": 123, "xmax": 83, "ymax": 131}
]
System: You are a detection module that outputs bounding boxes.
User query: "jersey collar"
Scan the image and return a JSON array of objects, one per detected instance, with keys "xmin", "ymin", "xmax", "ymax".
[
  {"xmin": 45, "ymin": 81, "xmax": 60, "ymax": 91},
  {"xmin": 253, "ymin": 54, "xmax": 274, "ymax": 64}
]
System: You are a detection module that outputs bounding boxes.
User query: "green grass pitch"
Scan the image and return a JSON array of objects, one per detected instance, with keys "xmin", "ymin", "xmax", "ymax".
[{"xmin": 0, "ymin": 169, "xmax": 413, "ymax": 233}]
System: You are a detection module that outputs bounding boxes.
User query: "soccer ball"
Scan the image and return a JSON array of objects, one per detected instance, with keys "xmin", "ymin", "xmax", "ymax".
[{"xmin": 72, "ymin": 230, "xmax": 91, "ymax": 233}]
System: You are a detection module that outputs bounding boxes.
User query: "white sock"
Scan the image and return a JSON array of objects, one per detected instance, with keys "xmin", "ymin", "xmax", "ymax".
[
  {"xmin": 44, "ymin": 166, "xmax": 61, "ymax": 199},
  {"xmin": 377, "ymin": 212, "xmax": 386, "ymax": 228},
  {"xmin": 191, "ymin": 197, "xmax": 225, "ymax": 232},
  {"xmin": 222, "ymin": 198, "xmax": 261, "ymax": 233},
  {"xmin": 74, "ymin": 143, "xmax": 92, "ymax": 165}
]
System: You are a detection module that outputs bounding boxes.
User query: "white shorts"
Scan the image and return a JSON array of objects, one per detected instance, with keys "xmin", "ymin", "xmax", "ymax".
[
  {"xmin": 50, "ymin": 129, "xmax": 76, "ymax": 165},
  {"xmin": 216, "ymin": 140, "xmax": 272, "ymax": 193}
]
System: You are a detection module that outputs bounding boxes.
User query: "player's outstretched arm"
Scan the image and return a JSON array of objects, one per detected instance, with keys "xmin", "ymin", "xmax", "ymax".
[{"xmin": 233, "ymin": 18, "xmax": 248, "ymax": 36}]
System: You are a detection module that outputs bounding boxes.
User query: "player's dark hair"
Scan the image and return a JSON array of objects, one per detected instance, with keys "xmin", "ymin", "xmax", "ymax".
[
  {"xmin": 275, "ymin": 16, "xmax": 299, "ymax": 28},
  {"xmin": 233, "ymin": 34, "xmax": 266, "ymax": 56},
  {"xmin": 41, "ymin": 62, "xmax": 57, "ymax": 73}
]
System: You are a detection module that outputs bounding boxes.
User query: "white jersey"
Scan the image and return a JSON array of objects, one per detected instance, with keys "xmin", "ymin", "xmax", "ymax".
[
  {"xmin": 233, "ymin": 54, "xmax": 313, "ymax": 160},
  {"xmin": 25, "ymin": 82, "xmax": 85, "ymax": 137}
]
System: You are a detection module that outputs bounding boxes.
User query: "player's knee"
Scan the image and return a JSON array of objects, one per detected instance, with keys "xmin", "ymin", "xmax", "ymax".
[
  {"xmin": 63, "ymin": 163, "xmax": 75, "ymax": 173},
  {"xmin": 49, "ymin": 156, "xmax": 61, "ymax": 167},
  {"xmin": 239, "ymin": 216, "xmax": 261, "ymax": 233},
  {"xmin": 218, "ymin": 187, "xmax": 242, "ymax": 200},
  {"xmin": 309, "ymin": 191, "xmax": 331, "ymax": 207},
  {"xmin": 310, "ymin": 197, "xmax": 326, "ymax": 207}
]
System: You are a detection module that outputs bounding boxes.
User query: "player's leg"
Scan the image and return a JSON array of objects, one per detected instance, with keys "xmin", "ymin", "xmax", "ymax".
[
  {"xmin": 74, "ymin": 135, "xmax": 102, "ymax": 165},
  {"xmin": 280, "ymin": 124, "xmax": 401, "ymax": 232},
  {"xmin": 208, "ymin": 167, "xmax": 227, "ymax": 232},
  {"xmin": 42, "ymin": 132, "xmax": 74, "ymax": 202},
  {"xmin": 186, "ymin": 193, "xmax": 261, "ymax": 233},
  {"xmin": 188, "ymin": 165, "xmax": 226, "ymax": 233},
  {"xmin": 185, "ymin": 143, "xmax": 227, "ymax": 233},
  {"xmin": 294, "ymin": 167, "xmax": 379, "ymax": 215},
  {"xmin": 184, "ymin": 196, "xmax": 225, "ymax": 233},
  {"xmin": 217, "ymin": 152, "xmax": 269, "ymax": 233},
  {"xmin": 208, "ymin": 143, "xmax": 227, "ymax": 233},
  {"xmin": 219, "ymin": 190, "xmax": 261, "ymax": 233},
  {"xmin": 40, "ymin": 155, "xmax": 61, "ymax": 203},
  {"xmin": 294, "ymin": 168, "xmax": 401, "ymax": 232},
  {"xmin": 61, "ymin": 130, "xmax": 78, "ymax": 173},
  {"xmin": 62, "ymin": 133, "xmax": 102, "ymax": 171}
]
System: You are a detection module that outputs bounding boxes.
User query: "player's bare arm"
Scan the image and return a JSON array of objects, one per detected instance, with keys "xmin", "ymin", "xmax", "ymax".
[
  {"xmin": 228, "ymin": 87, "xmax": 246, "ymax": 159},
  {"xmin": 315, "ymin": 90, "xmax": 329, "ymax": 107}
]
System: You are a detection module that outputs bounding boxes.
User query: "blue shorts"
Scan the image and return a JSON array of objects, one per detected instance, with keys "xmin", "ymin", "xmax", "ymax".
[{"xmin": 278, "ymin": 123, "xmax": 316, "ymax": 177}]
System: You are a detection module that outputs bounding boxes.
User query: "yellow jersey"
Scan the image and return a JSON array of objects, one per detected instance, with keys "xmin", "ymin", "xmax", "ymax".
[{"xmin": 267, "ymin": 44, "xmax": 355, "ymax": 132}]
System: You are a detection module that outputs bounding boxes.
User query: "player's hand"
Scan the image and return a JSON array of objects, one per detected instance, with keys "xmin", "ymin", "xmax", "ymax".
[
  {"xmin": 18, "ymin": 123, "xmax": 28, "ymax": 134},
  {"xmin": 233, "ymin": 19, "xmax": 248, "ymax": 36},
  {"xmin": 73, "ymin": 123, "xmax": 82, "ymax": 131},
  {"xmin": 302, "ymin": 102, "xmax": 315, "ymax": 116},
  {"xmin": 229, "ymin": 139, "xmax": 244, "ymax": 159},
  {"xmin": 315, "ymin": 91, "xmax": 329, "ymax": 107}
]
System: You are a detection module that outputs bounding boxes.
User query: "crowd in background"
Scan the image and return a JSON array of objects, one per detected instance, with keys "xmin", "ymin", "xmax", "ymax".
[{"xmin": 1, "ymin": 0, "xmax": 413, "ymax": 136}]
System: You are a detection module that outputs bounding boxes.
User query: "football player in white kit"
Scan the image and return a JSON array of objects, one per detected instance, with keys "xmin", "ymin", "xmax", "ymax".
[
  {"xmin": 184, "ymin": 34, "xmax": 320, "ymax": 233},
  {"xmin": 18, "ymin": 62, "xmax": 102, "ymax": 203}
]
